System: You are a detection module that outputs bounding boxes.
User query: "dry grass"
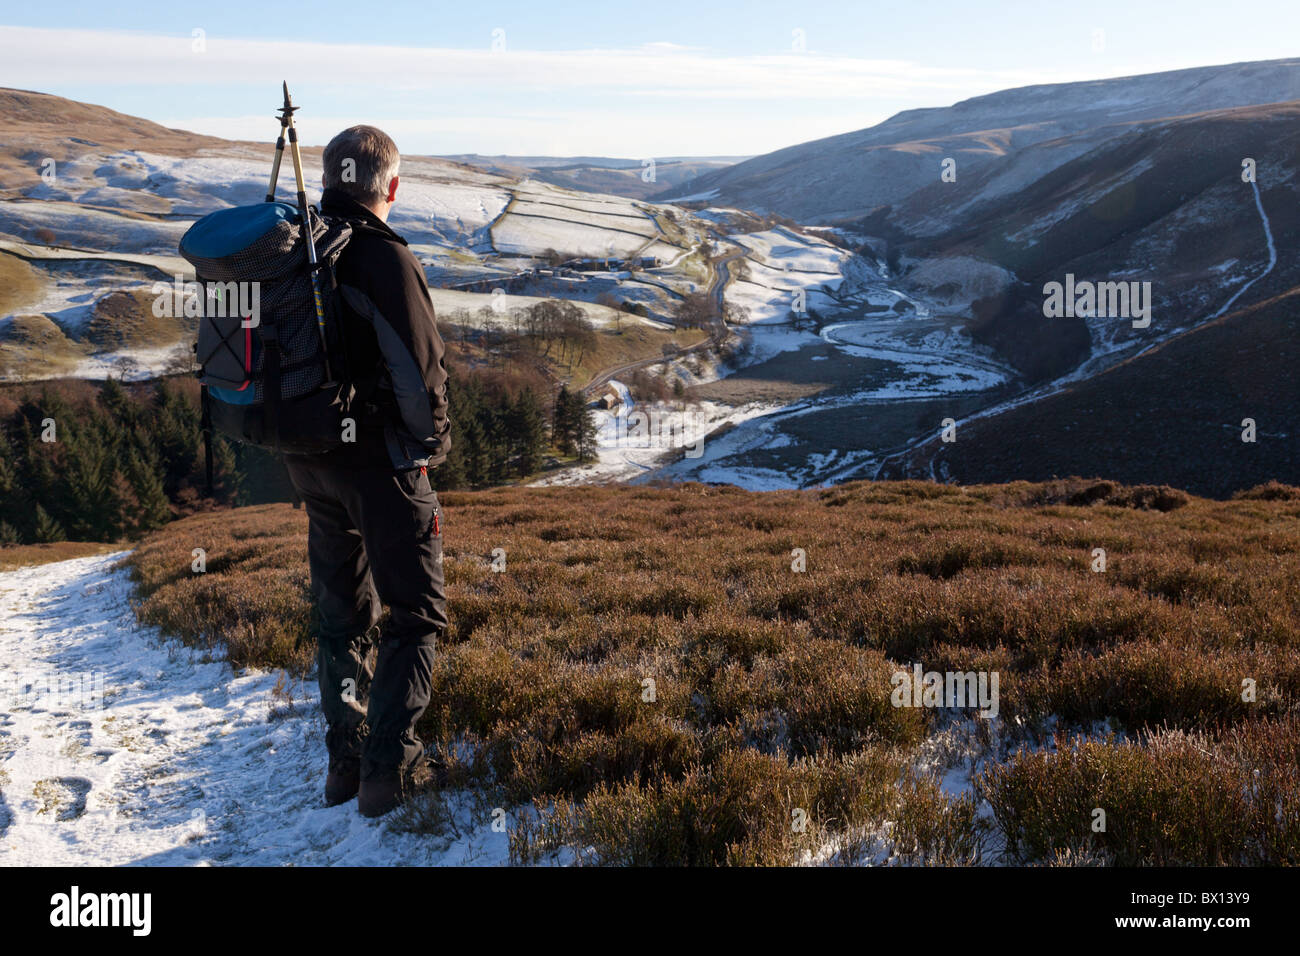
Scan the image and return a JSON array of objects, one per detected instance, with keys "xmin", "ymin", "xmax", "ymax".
[
  {"xmin": 2, "ymin": 282, "xmax": 190, "ymax": 382},
  {"xmin": 84, "ymin": 289, "xmax": 195, "ymax": 350},
  {"xmin": 0, "ymin": 541, "xmax": 121, "ymax": 571},
  {"xmin": 438, "ymin": 301, "xmax": 706, "ymax": 390},
  {"xmin": 981, "ymin": 718, "xmax": 1300, "ymax": 865},
  {"xmin": 0, "ymin": 313, "xmax": 90, "ymax": 380},
  {"xmin": 0, "ymin": 88, "xmax": 233, "ymax": 202},
  {"xmin": 0, "ymin": 252, "xmax": 46, "ymax": 315},
  {"xmin": 562, "ymin": 322, "xmax": 706, "ymax": 389},
  {"xmin": 127, "ymin": 503, "xmax": 313, "ymax": 669},
  {"xmin": 125, "ymin": 477, "xmax": 1300, "ymax": 864}
]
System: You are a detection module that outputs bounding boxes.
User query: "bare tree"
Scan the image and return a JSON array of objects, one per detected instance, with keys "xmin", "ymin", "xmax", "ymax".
[{"xmin": 674, "ymin": 292, "xmax": 718, "ymax": 330}]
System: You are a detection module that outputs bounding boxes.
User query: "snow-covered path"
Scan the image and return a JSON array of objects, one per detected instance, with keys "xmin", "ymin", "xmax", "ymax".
[
  {"xmin": 0, "ymin": 554, "xmax": 508, "ymax": 866},
  {"xmin": 1211, "ymin": 178, "xmax": 1277, "ymax": 319}
]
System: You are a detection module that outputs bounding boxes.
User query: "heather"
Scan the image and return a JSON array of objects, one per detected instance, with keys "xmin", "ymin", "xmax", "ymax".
[{"xmin": 126, "ymin": 478, "xmax": 1300, "ymax": 864}]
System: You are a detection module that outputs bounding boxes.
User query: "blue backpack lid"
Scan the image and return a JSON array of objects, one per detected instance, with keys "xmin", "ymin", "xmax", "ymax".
[{"xmin": 181, "ymin": 201, "xmax": 300, "ymax": 259}]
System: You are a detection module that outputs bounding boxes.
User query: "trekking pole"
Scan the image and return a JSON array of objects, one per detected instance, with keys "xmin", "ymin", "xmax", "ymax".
[
  {"xmin": 279, "ymin": 81, "xmax": 335, "ymax": 383},
  {"xmin": 265, "ymin": 94, "xmax": 292, "ymax": 203}
]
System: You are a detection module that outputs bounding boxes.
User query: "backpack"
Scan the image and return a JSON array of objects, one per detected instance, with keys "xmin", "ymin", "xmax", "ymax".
[{"xmin": 179, "ymin": 202, "xmax": 357, "ymax": 467}]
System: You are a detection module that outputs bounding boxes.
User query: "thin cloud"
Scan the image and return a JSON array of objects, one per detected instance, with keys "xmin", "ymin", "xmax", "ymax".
[
  {"xmin": 0, "ymin": 25, "xmax": 1139, "ymax": 99},
  {"xmin": 0, "ymin": 25, "xmax": 1213, "ymax": 154}
]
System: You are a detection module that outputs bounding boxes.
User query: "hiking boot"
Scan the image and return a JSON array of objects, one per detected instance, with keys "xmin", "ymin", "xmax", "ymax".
[
  {"xmin": 324, "ymin": 758, "xmax": 361, "ymax": 807},
  {"xmin": 357, "ymin": 753, "xmax": 451, "ymax": 817},
  {"xmin": 423, "ymin": 752, "xmax": 452, "ymax": 789},
  {"xmin": 358, "ymin": 773, "xmax": 404, "ymax": 818}
]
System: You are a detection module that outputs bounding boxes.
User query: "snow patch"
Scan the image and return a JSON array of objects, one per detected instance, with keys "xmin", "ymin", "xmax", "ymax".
[{"xmin": 0, "ymin": 555, "xmax": 511, "ymax": 866}]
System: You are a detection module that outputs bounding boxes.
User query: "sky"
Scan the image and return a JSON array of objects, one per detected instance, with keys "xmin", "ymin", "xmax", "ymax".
[{"xmin": 2, "ymin": 1, "xmax": 1298, "ymax": 158}]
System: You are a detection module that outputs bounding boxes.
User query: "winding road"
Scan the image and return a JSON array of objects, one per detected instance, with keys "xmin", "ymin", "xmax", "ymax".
[{"xmin": 581, "ymin": 240, "xmax": 742, "ymax": 396}]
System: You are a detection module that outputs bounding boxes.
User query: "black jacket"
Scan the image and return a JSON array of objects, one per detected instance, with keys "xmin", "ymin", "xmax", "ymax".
[{"xmin": 314, "ymin": 188, "xmax": 451, "ymax": 470}]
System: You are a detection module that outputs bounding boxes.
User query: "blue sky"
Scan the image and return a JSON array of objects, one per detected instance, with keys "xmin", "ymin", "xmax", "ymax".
[{"xmin": 3, "ymin": 1, "xmax": 1298, "ymax": 157}]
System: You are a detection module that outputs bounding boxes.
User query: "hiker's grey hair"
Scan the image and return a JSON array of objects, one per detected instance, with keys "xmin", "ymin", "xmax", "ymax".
[{"xmin": 322, "ymin": 125, "xmax": 400, "ymax": 207}]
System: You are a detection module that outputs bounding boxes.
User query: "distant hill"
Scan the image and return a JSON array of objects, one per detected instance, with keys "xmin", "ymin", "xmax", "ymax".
[
  {"xmin": 868, "ymin": 96, "xmax": 1300, "ymax": 495},
  {"xmin": 442, "ymin": 153, "xmax": 747, "ymax": 199},
  {"xmin": 0, "ymin": 88, "xmax": 234, "ymax": 200},
  {"xmin": 655, "ymin": 58, "xmax": 1300, "ymax": 223},
  {"xmin": 898, "ymin": 100, "xmax": 1300, "ymax": 383},
  {"xmin": 0, "ymin": 87, "xmax": 503, "ymax": 202},
  {"xmin": 642, "ymin": 65, "xmax": 1300, "ymax": 497},
  {"xmin": 440, "ymin": 153, "xmax": 749, "ymax": 169}
]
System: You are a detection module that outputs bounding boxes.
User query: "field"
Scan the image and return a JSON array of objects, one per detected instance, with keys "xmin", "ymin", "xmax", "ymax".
[
  {"xmin": 554, "ymin": 323, "xmax": 706, "ymax": 389},
  {"xmin": 126, "ymin": 478, "xmax": 1300, "ymax": 865}
]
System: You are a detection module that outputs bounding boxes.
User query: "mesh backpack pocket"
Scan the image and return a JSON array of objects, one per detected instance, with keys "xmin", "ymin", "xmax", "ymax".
[{"xmin": 195, "ymin": 297, "xmax": 255, "ymax": 393}]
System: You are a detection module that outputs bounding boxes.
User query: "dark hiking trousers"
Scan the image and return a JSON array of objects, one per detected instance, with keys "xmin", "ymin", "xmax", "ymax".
[{"xmin": 284, "ymin": 458, "xmax": 446, "ymax": 781}]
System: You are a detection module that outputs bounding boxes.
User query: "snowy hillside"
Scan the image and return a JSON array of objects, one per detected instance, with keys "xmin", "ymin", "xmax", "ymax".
[
  {"xmin": 0, "ymin": 89, "xmax": 717, "ymax": 382},
  {"xmin": 658, "ymin": 58, "xmax": 1300, "ymax": 223}
]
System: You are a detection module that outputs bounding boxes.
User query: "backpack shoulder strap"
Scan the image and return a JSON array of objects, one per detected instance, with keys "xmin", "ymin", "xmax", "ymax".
[
  {"xmin": 201, "ymin": 384, "xmax": 214, "ymax": 496},
  {"xmin": 261, "ymin": 313, "xmax": 282, "ymax": 450}
]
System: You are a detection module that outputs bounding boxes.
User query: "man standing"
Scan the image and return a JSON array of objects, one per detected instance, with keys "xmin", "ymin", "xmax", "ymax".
[{"xmin": 283, "ymin": 125, "xmax": 451, "ymax": 817}]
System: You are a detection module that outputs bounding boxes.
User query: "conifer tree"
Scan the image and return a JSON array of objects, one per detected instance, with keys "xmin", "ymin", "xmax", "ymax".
[
  {"xmin": 553, "ymin": 385, "xmax": 574, "ymax": 456},
  {"xmin": 568, "ymin": 390, "xmax": 598, "ymax": 463},
  {"xmin": 436, "ymin": 418, "xmax": 469, "ymax": 490},
  {"xmin": 510, "ymin": 388, "xmax": 547, "ymax": 476},
  {"xmin": 32, "ymin": 503, "xmax": 66, "ymax": 543},
  {"xmin": 125, "ymin": 448, "xmax": 172, "ymax": 534}
]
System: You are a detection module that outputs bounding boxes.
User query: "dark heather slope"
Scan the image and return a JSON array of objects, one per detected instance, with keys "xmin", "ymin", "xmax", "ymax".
[
  {"xmin": 864, "ymin": 100, "xmax": 1300, "ymax": 385},
  {"xmin": 888, "ymin": 287, "xmax": 1300, "ymax": 498}
]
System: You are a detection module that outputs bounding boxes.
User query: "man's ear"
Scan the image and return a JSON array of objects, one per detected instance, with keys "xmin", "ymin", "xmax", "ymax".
[{"xmin": 386, "ymin": 176, "xmax": 399, "ymax": 203}]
